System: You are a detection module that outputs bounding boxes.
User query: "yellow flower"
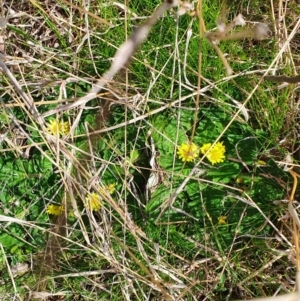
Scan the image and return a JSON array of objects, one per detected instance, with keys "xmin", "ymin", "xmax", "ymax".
[
  {"xmin": 200, "ymin": 143, "xmax": 212, "ymax": 155},
  {"xmin": 46, "ymin": 120, "xmax": 70, "ymax": 136},
  {"xmin": 59, "ymin": 121, "xmax": 70, "ymax": 135},
  {"xmin": 218, "ymin": 215, "xmax": 227, "ymax": 225},
  {"xmin": 47, "ymin": 120, "xmax": 60, "ymax": 136},
  {"xmin": 212, "ymin": 141, "xmax": 226, "ymax": 153},
  {"xmin": 68, "ymin": 210, "xmax": 75, "ymax": 218},
  {"xmin": 236, "ymin": 177, "xmax": 244, "ymax": 184},
  {"xmin": 99, "ymin": 183, "xmax": 116, "ymax": 197},
  {"xmin": 256, "ymin": 160, "xmax": 267, "ymax": 166},
  {"xmin": 200, "ymin": 142, "xmax": 226, "ymax": 165},
  {"xmin": 106, "ymin": 183, "xmax": 116, "ymax": 194},
  {"xmin": 46, "ymin": 204, "xmax": 64, "ymax": 215},
  {"xmin": 177, "ymin": 142, "xmax": 199, "ymax": 162},
  {"xmin": 85, "ymin": 192, "xmax": 102, "ymax": 211}
]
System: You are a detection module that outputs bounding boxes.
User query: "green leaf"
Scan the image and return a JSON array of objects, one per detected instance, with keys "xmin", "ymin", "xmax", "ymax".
[
  {"xmin": 0, "ymin": 233, "xmax": 22, "ymax": 250},
  {"xmin": 207, "ymin": 162, "xmax": 241, "ymax": 183},
  {"xmin": 146, "ymin": 185, "xmax": 170, "ymax": 213},
  {"xmin": 151, "ymin": 114, "xmax": 186, "ymax": 154}
]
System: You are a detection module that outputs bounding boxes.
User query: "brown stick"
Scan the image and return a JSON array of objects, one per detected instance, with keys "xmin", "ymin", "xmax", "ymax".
[{"xmin": 264, "ymin": 75, "xmax": 300, "ymax": 83}]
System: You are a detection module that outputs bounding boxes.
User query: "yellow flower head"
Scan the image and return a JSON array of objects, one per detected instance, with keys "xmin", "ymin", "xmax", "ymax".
[
  {"xmin": 256, "ymin": 160, "xmax": 267, "ymax": 166},
  {"xmin": 177, "ymin": 142, "xmax": 199, "ymax": 162},
  {"xmin": 47, "ymin": 120, "xmax": 70, "ymax": 136},
  {"xmin": 200, "ymin": 142, "xmax": 226, "ymax": 165},
  {"xmin": 46, "ymin": 204, "xmax": 64, "ymax": 215},
  {"xmin": 106, "ymin": 183, "xmax": 116, "ymax": 194},
  {"xmin": 236, "ymin": 177, "xmax": 244, "ymax": 184},
  {"xmin": 85, "ymin": 192, "xmax": 102, "ymax": 211},
  {"xmin": 99, "ymin": 183, "xmax": 116, "ymax": 198},
  {"xmin": 218, "ymin": 215, "xmax": 227, "ymax": 225},
  {"xmin": 59, "ymin": 121, "xmax": 70, "ymax": 135},
  {"xmin": 68, "ymin": 210, "xmax": 75, "ymax": 218},
  {"xmin": 47, "ymin": 120, "xmax": 60, "ymax": 136},
  {"xmin": 200, "ymin": 143, "xmax": 212, "ymax": 155}
]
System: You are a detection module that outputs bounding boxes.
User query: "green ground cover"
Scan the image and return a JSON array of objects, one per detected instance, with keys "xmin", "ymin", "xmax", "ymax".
[{"xmin": 0, "ymin": 1, "xmax": 299, "ymax": 300}]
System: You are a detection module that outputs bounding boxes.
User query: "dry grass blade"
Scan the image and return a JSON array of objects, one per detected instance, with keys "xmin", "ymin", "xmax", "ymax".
[
  {"xmin": 1, "ymin": 0, "xmax": 300, "ymax": 300},
  {"xmin": 241, "ymin": 292, "xmax": 300, "ymax": 301},
  {"xmin": 42, "ymin": 0, "xmax": 179, "ymax": 117},
  {"xmin": 0, "ymin": 59, "xmax": 43, "ymax": 124}
]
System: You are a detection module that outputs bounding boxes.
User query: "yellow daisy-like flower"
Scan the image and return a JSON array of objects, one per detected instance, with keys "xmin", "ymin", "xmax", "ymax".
[
  {"xmin": 85, "ymin": 192, "xmax": 102, "ymax": 211},
  {"xmin": 177, "ymin": 142, "xmax": 199, "ymax": 162},
  {"xmin": 47, "ymin": 120, "xmax": 60, "ymax": 136},
  {"xmin": 207, "ymin": 143, "xmax": 225, "ymax": 165},
  {"xmin": 99, "ymin": 183, "xmax": 116, "ymax": 197},
  {"xmin": 212, "ymin": 141, "xmax": 226, "ymax": 153},
  {"xmin": 106, "ymin": 183, "xmax": 116, "ymax": 194},
  {"xmin": 200, "ymin": 143, "xmax": 212, "ymax": 155},
  {"xmin": 46, "ymin": 120, "xmax": 70, "ymax": 136},
  {"xmin": 200, "ymin": 142, "xmax": 226, "ymax": 165},
  {"xmin": 46, "ymin": 204, "xmax": 64, "ymax": 215},
  {"xmin": 59, "ymin": 121, "xmax": 70, "ymax": 135},
  {"xmin": 218, "ymin": 215, "xmax": 227, "ymax": 225}
]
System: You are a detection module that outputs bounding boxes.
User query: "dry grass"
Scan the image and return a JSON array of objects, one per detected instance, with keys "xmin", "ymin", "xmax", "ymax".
[{"xmin": 0, "ymin": 0, "xmax": 300, "ymax": 300}]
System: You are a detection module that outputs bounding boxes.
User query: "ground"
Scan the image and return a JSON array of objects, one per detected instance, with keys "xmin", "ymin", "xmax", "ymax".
[{"xmin": 0, "ymin": 1, "xmax": 300, "ymax": 300}]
